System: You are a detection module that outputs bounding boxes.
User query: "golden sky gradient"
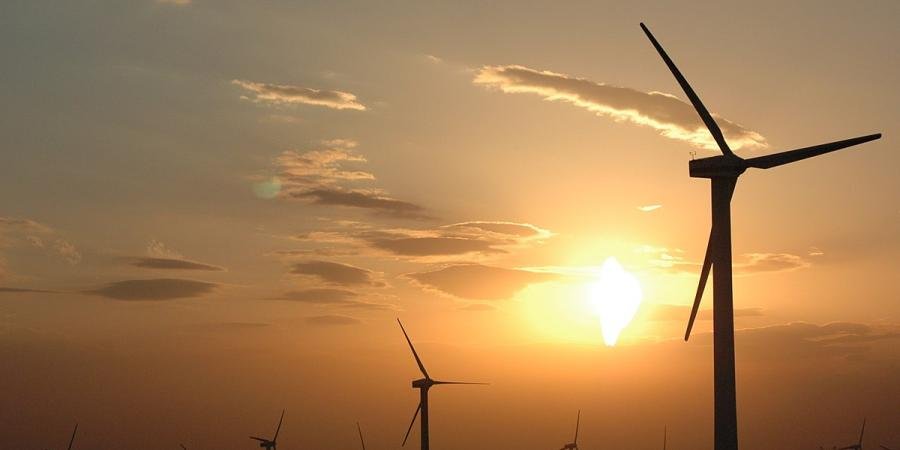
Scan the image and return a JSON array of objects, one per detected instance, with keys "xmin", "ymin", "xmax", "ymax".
[{"xmin": 1, "ymin": 1, "xmax": 898, "ymax": 449}]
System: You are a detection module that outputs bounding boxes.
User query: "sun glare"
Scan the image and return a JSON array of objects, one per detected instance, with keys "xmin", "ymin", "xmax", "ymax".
[{"xmin": 588, "ymin": 257, "xmax": 643, "ymax": 346}]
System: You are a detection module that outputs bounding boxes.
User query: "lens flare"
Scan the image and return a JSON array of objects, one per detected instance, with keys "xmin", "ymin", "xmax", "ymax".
[{"xmin": 588, "ymin": 257, "xmax": 643, "ymax": 346}]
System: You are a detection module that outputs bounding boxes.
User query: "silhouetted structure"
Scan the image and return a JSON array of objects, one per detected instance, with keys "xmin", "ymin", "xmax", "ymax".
[
  {"xmin": 357, "ymin": 421, "xmax": 367, "ymax": 450},
  {"xmin": 250, "ymin": 409, "xmax": 285, "ymax": 450},
  {"xmin": 840, "ymin": 419, "xmax": 867, "ymax": 450},
  {"xmin": 559, "ymin": 410, "xmax": 580, "ymax": 450},
  {"xmin": 66, "ymin": 424, "xmax": 77, "ymax": 450},
  {"xmin": 662, "ymin": 426, "xmax": 667, "ymax": 450},
  {"xmin": 639, "ymin": 21, "xmax": 881, "ymax": 450},
  {"xmin": 397, "ymin": 318, "xmax": 487, "ymax": 450}
]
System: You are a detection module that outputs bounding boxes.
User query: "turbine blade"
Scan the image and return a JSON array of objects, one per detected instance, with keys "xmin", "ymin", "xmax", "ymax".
[
  {"xmin": 397, "ymin": 319, "xmax": 430, "ymax": 379},
  {"xmin": 431, "ymin": 380, "xmax": 490, "ymax": 385},
  {"xmin": 250, "ymin": 436, "xmax": 268, "ymax": 442},
  {"xmin": 744, "ymin": 134, "xmax": 880, "ymax": 169},
  {"xmin": 640, "ymin": 22, "xmax": 733, "ymax": 156},
  {"xmin": 357, "ymin": 421, "xmax": 367, "ymax": 450},
  {"xmin": 574, "ymin": 410, "xmax": 580, "ymax": 444},
  {"xmin": 273, "ymin": 409, "xmax": 285, "ymax": 442},
  {"xmin": 858, "ymin": 418, "xmax": 866, "ymax": 446},
  {"xmin": 685, "ymin": 227, "xmax": 714, "ymax": 341},
  {"xmin": 402, "ymin": 402, "xmax": 422, "ymax": 447},
  {"xmin": 67, "ymin": 424, "xmax": 78, "ymax": 450}
]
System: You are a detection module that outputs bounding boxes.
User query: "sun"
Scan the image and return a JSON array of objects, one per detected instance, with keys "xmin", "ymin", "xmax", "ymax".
[{"xmin": 587, "ymin": 257, "xmax": 643, "ymax": 346}]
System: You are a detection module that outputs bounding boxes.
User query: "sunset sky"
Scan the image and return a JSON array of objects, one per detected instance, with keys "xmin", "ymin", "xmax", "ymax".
[{"xmin": 1, "ymin": 1, "xmax": 898, "ymax": 449}]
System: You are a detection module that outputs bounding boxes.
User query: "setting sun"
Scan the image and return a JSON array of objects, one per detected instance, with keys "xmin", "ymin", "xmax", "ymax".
[{"xmin": 588, "ymin": 257, "xmax": 643, "ymax": 346}]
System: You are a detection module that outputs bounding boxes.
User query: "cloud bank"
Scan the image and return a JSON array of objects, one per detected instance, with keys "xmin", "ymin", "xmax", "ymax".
[
  {"xmin": 87, "ymin": 279, "xmax": 217, "ymax": 301},
  {"xmin": 474, "ymin": 65, "xmax": 767, "ymax": 151},
  {"xmin": 407, "ymin": 264, "xmax": 558, "ymax": 300},
  {"xmin": 290, "ymin": 260, "xmax": 383, "ymax": 287}
]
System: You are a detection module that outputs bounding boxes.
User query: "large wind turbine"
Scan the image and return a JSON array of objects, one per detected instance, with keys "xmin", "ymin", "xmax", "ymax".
[
  {"xmin": 249, "ymin": 409, "xmax": 285, "ymax": 450},
  {"xmin": 840, "ymin": 419, "xmax": 867, "ymax": 450},
  {"xmin": 397, "ymin": 319, "xmax": 487, "ymax": 450},
  {"xmin": 559, "ymin": 410, "xmax": 580, "ymax": 450},
  {"xmin": 639, "ymin": 22, "xmax": 882, "ymax": 450}
]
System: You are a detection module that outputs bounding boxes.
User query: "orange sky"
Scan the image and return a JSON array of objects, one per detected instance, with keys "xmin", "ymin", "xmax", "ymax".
[{"xmin": 0, "ymin": 1, "xmax": 898, "ymax": 449}]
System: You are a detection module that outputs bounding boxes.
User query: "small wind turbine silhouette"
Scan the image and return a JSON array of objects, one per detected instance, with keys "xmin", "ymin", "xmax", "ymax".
[
  {"xmin": 66, "ymin": 424, "xmax": 77, "ymax": 450},
  {"xmin": 249, "ymin": 409, "xmax": 285, "ymax": 450},
  {"xmin": 357, "ymin": 421, "xmax": 367, "ymax": 450},
  {"xmin": 559, "ymin": 410, "xmax": 580, "ymax": 450},
  {"xmin": 639, "ymin": 22, "xmax": 882, "ymax": 450},
  {"xmin": 663, "ymin": 425, "xmax": 667, "ymax": 450},
  {"xmin": 397, "ymin": 318, "xmax": 487, "ymax": 450},
  {"xmin": 840, "ymin": 419, "xmax": 866, "ymax": 450}
]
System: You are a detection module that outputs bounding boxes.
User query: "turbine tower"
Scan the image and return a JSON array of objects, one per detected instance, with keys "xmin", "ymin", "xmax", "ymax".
[
  {"xmin": 398, "ymin": 318, "xmax": 487, "ymax": 450},
  {"xmin": 663, "ymin": 426, "xmax": 667, "ymax": 450},
  {"xmin": 840, "ymin": 419, "xmax": 866, "ymax": 450},
  {"xmin": 639, "ymin": 22, "xmax": 881, "ymax": 450},
  {"xmin": 249, "ymin": 409, "xmax": 285, "ymax": 450},
  {"xmin": 559, "ymin": 410, "xmax": 580, "ymax": 450}
]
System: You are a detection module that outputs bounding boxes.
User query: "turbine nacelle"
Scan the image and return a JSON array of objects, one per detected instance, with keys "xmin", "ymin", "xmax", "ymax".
[
  {"xmin": 412, "ymin": 378, "xmax": 433, "ymax": 389},
  {"xmin": 689, "ymin": 154, "xmax": 747, "ymax": 179}
]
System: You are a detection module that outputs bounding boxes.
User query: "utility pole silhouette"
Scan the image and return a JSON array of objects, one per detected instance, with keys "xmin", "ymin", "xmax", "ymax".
[{"xmin": 640, "ymin": 22, "xmax": 881, "ymax": 450}]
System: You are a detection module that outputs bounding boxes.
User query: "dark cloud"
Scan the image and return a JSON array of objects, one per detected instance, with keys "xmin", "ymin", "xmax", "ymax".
[
  {"xmin": 305, "ymin": 314, "xmax": 362, "ymax": 326},
  {"xmin": 232, "ymin": 80, "xmax": 366, "ymax": 110},
  {"xmin": 86, "ymin": 279, "xmax": 218, "ymax": 301},
  {"xmin": 292, "ymin": 188, "xmax": 430, "ymax": 219},
  {"xmin": 474, "ymin": 65, "xmax": 767, "ymax": 151},
  {"xmin": 290, "ymin": 260, "xmax": 382, "ymax": 287},
  {"xmin": 407, "ymin": 264, "xmax": 558, "ymax": 300},
  {"xmin": 130, "ymin": 257, "xmax": 224, "ymax": 271}
]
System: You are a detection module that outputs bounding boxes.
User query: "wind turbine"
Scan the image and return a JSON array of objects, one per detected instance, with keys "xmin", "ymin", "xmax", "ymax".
[
  {"xmin": 357, "ymin": 421, "xmax": 367, "ymax": 450},
  {"xmin": 249, "ymin": 409, "xmax": 285, "ymax": 450},
  {"xmin": 66, "ymin": 424, "xmax": 77, "ymax": 450},
  {"xmin": 639, "ymin": 22, "xmax": 881, "ymax": 450},
  {"xmin": 397, "ymin": 318, "xmax": 488, "ymax": 450},
  {"xmin": 559, "ymin": 410, "xmax": 580, "ymax": 450},
  {"xmin": 840, "ymin": 419, "xmax": 866, "ymax": 450},
  {"xmin": 663, "ymin": 425, "xmax": 667, "ymax": 450}
]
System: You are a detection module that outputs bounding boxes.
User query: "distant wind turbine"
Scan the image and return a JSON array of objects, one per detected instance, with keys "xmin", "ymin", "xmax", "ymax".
[
  {"xmin": 559, "ymin": 410, "xmax": 580, "ymax": 450},
  {"xmin": 357, "ymin": 421, "xmax": 367, "ymax": 450},
  {"xmin": 840, "ymin": 419, "xmax": 867, "ymax": 450},
  {"xmin": 66, "ymin": 424, "xmax": 77, "ymax": 450},
  {"xmin": 663, "ymin": 425, "xmax": 667, "ymax": 450},
  {"xmin": 640, "ymin": 22, "xmax": 881, "ymax": 450},
  {"xmin": 250, "ymin": 409, "xmax": 285, "ymax": 450},
  {"xmin": 397, "ymin": 318, "xmax": 488, "ymax": 450}
]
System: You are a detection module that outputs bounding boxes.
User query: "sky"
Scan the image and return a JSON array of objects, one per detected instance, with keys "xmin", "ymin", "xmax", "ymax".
[{"xmin": 1, "ymin": 1, "xmax": 899, "ymax": 449}]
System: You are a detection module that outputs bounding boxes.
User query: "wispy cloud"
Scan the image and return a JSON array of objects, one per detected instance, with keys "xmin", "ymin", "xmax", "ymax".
[
  {"xmin": 0, "ymin": 217, "xmax": 80, "ymax": 266},
  {"xmin": 637, "ymin": 204, "xmax": 662, "ymax": 212},
  {"xmin": 407, "ymin": 264, "xmax": 558, "ymax": 300},
  {"xmin": 232, "ymin": 80, "xmax": 366, "ymax": 111},
  {"xmin": 258, "ymin": 141, "xmax": 430, "ymax": 219},
  {"xmin": 273, "ymin": 288, "xmax": 395, "ymax": 310},
  {"xmin": 474, "ymin": 65, "xmax": 767, "ymax": 151}
]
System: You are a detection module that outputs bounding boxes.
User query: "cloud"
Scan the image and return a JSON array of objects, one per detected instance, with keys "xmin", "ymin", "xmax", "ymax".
[
  {"xmin": 157, "ymin": 0, "xmax": 191, "ymax": 5},
  {"xmin": 273, "ymin": 288, "xmax": 395, "ymax": 310},
  {"xmin": 146, "ymin": 239, "xmax": 182, "ymax": 259},
  {"xmin": 285, "ymin": 221, "xmax": 553, "ymax": 261},
  {"xmin": 86, "ymin": 279, "xmax": 218, "ymax": 301},
  {"xmin": 305, "ymin": 314, "xmax": 361, "ymax": 326},
  {"xmin": 130, "ymin": 257, "xmax": 224, "ymax": 271},
  {"xmin": 0, "ymin": 217, "xmax": 80, "ymax": 267},
  {"xmin": 232, "ymin": 80, "xmax": 366, "ymax": 110},
  {"xmin": 262, "ymin": 142, "xmax": 429, "ymax": 219},
  {"xmin": 637, "ymin": 204, "xmax": 662, "ymax": 212},
  {"xmin": 290, "ymin": 260, "xmax": 383, "ymax": 287},
  {"xmin": 407, "ymin": 264, "xmax": 558, "ymax": 300},
  {"xmin": 458, "ymin": 303, "xmax": 497, "ymax": 312},
  {"xmin": 291, "ymin": 188, "xmax": 430, "ymax": 219},
  {"xmin": 53, "ymin": 240, "xmax": 81, "ymax": 265},
  {"xmin": 727, "ymin": 322, "xmax": 900, "ymax": 361},
  {"xmin": 474, "ymin": 65, "xmax": 767, "ymax": 152},
  {"xmin": 737, "ymin": 253, "xmax": 810, "ymax": 274}
]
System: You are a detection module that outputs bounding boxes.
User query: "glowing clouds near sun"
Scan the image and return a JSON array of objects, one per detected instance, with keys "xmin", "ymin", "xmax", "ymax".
[{"xmin": 588, "ymin": 257, "xmax": 643, "ymax": 346}]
